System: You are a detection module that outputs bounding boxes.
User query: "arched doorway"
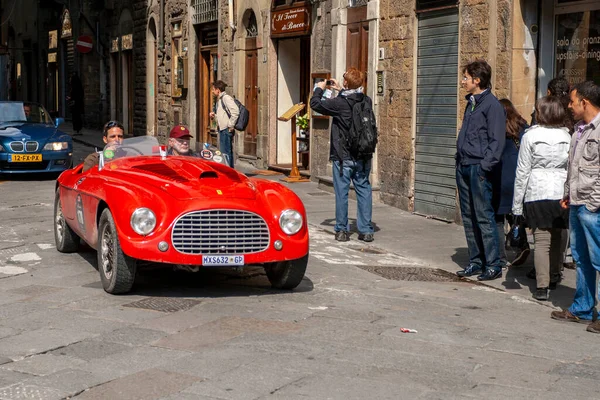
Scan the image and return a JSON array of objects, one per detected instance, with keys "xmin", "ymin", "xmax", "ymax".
[
  {"xmin": 242, "ymin": 9, "xmax": 259, "ymax": 156},
  {"xmin": 146, "ymin": 18, "xmax": 158, "ymax": 136}
]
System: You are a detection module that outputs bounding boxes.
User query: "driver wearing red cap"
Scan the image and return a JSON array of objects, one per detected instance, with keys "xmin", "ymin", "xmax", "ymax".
[{"xmin": 168, "ymin": 125, "xmax": 198, "ymax": 156}]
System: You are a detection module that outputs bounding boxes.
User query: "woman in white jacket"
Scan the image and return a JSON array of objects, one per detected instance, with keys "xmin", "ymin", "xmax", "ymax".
[{"xmin": 512, "ymin": 96, "xmax": 571, "ymax": 301}]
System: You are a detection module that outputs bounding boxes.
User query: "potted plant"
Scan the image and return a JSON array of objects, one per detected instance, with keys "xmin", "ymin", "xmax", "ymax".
[{"xmin": 296, "ymin": 113, "xmax": 309, "ymax": 138}]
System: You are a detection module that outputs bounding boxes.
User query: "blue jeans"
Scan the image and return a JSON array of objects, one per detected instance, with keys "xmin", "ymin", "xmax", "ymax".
[
  {"xmin": 456, "ymin": 164, "xmax": 502, "ymax": 271},
  {"xmin": 219, "ymin": 128, "xmax": 234, "ymax": 168},
  {"xmin": 568, "ymin": 205, "xmax": 600, "ymax": 320},
  {"xmin": 332, "ymin": 159, "xmax": 374, "ymax": 234}
]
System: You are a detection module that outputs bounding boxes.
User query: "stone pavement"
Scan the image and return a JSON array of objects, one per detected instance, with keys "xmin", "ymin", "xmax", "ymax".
[{"xmin": 59, "ymin": 121, "xmax": 576, "ymax": 309}]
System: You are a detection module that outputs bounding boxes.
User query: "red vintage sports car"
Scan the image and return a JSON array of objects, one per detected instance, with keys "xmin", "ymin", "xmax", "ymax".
[{"xmin": 54, "ymin": 136, "xmax": 309, "ymax": 294}]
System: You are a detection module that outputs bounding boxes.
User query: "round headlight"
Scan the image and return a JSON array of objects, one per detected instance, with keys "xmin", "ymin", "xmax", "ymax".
[
  {"xmin": 130, "ymin": 208, "xmax": 156, "ymax": 236},
  {"xmin": 279, "ymin": 209, "xmax": 303, "ymax": 235}
]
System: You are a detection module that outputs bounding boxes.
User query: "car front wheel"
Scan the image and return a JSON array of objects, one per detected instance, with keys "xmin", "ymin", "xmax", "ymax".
[
  {"xmin": 54, "ymin": 189, "xmax": 79, "ymax": 253},
  {"xmin": 265, "ymin": 253, "xmax": 308, "ymax": 290},
  {"xmin": 98, "ymin": 208, "xmax": 136, "ymax": 294}
]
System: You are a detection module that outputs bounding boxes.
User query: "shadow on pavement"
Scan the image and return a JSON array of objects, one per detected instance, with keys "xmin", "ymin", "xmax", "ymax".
[
  {"xmin": 320, "ymin": 217, "xmax": 381, "ymax": 234},
  {"xmin": 0, "ymin": 172, "xmax": 61, "ymax": 181},
  {"xmin": 74, "ymin": 247, "xmax": 314, "ymax": 298}
]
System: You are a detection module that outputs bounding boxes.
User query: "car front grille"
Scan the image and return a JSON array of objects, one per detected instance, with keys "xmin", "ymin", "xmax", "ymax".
[
  {"xmin": 172, "ymin": 209, "xmax": 270, "ymax": 255},
  {"xmin": 9, "ymin": 142, "xmax": 24, "ymax": 152},
  {"xmin": 25, "ymin": 141, "xmax": 38, "ymax": 152}
]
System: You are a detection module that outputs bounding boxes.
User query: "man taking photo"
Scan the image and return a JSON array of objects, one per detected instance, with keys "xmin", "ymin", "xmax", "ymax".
[{"xmin": 310, "ymin": 67, "xmax": 376, "ymax": 243}]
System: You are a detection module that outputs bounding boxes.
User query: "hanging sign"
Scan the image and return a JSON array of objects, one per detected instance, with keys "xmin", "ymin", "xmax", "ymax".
[
  {"xmin": 61, "ymin": 10, "xmax": 72, "ymax": 38},
  {"xmin": 110, "ymin": 37, "xmax": 119, "ymax": 53},
  {"xmin": 121, "ymin": 34, "xmax": 133, "ymax": 50},
  {"xmin": 271, "ymin": 6, "xmax": 311, "ymax": 38},
  {"xmin": 49, "ymin": 30, "xmax": 58, "ymax": 49}
]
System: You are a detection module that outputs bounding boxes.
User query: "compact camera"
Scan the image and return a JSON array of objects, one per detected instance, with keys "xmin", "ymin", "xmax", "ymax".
[{"xmin": 326, "ymin": 80, "xmax": 334, "ymax": 86}]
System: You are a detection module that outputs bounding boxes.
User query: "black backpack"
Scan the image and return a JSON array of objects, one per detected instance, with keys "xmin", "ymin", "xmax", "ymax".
[
  {"xmin": 221, "ymin": 96, "xmax": 250, "ymax": 131},
  {"xmin": 344, "ymin": 96, "xmax": 378, "ymax": 159}
]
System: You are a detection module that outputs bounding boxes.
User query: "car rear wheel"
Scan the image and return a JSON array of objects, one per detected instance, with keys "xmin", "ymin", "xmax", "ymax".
[
  {"xmin": 54, "ymin": 189, "xmax": 79, "ymax": 253},
  {"xmin": 265, "ymin": 253, "xmax": 308, "ymax": 290},
  {"xmin": 98, "ymin": 208, "xmax": 136, "ymax": 294}
]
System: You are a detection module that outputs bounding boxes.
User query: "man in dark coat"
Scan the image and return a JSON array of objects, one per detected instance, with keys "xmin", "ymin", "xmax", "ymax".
[{"xmin": 455, "ymin": 60, "xmax": 506, "ymax": 281}]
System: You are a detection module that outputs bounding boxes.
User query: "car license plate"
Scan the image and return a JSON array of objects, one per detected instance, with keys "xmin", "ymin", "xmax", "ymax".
[
  {"xmin": 10, "ymin": 154, "xmax": 42, "ymax": 162},
  {"xmin": 202, "ymin": 255, "xmax": 244, "ymax": 266}
]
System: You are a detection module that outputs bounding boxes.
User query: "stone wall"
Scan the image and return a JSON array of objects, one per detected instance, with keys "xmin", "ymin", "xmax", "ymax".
[
  {"xmin": 459, "ymin": 0, "xmax": 512, "ymax": 115},
  {"xmin": 309, "ymin": 0, "xmax": 333, "ymax": 179},
  {"xmin": 376, "ymin": 0, "xmax": 415, "ymax": 210}
]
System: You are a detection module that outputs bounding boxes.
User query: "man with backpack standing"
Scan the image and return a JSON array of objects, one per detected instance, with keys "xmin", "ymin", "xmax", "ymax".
[
  {"xmin": 455, "ymin": 60, "xmax": 506, "ymax": 281},
  {"xmin": 210, "ymin": 80, "xmax": 239, "ymax": 168},
  {"xmin": 310, "ymin": 67, "xmax": 378, "ymax": 242}
]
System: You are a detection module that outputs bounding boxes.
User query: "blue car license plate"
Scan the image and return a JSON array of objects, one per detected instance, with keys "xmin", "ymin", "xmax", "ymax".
[{"xmin": 202, "ymin": 255, "xmax": 244, "ymax": 266}]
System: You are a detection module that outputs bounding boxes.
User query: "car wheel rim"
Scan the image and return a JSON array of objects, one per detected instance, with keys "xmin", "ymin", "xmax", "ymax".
[
  {"xmin": 55, "ymin": 203, "xmax": 64, "ymax": 243},
  {"xmin": 101, "ymin": 224, "xmax": 114, "ymax": 280}
]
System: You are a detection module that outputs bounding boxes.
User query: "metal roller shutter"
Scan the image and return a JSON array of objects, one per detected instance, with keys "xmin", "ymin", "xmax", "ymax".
[{"xmin": 414, "ymin": 10, "xmax": 459, "ymax": 221}]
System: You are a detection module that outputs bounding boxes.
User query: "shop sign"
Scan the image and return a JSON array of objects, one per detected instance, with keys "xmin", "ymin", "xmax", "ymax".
[
  {"xmin": 49, "ymin": 30, "xmax": 58, "ymax": 49},
  {"xmin": 110, "ymin": 37, "xmax": 119, "ymax": 53},
  {"xmin": 48, "ymin": 53, "xmax": 57, "ymax": 63},
  {"xmin": 61, "ymin": 9, "xmax": 72, "ymax": 39},
  {"xmin": 121, "ymin": 34, "xmax": 133, "ymax": 50},
  {"xmin": 271, "ymin": 6, "xmax": 311, "ymax": 37}
]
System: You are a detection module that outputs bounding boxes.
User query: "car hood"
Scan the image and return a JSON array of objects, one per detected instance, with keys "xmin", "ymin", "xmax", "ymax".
[
  {"xmin": 102, "ymin": 156, "xmax": 258, "ymax": 200},
  {"xmin": 0, "ymin": 124, "xmax": 70, "ymax": 145}
]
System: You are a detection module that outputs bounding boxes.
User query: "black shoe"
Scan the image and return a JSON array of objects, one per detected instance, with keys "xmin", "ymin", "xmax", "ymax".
[
  {"xmin": 549, "ymin": 273, "xmax": 563, "ymax": 290},
  {"xmin": 334, "ymin": 231, "xmax": 350, "ymax": 242},
  {"xmin": 358, "ymin": 233, "xmax": 374, "ymax": 242},
  {"xmin": 533, "ymin": 287, "xmax": 549, "ymax": 301},
  {"xmin": 457, "ymin": 265, "xmax": 482, "ymax": 277},
  {"xmin": 512, "ymin": 246, "xmax": 530, "ymax": 266},
  {"xmin": 477, "ymin": 268, "xmax": 502, "ymax": 281},
  {"xmin": 526, "ymin": 267, "xmax": 536, "ymax": 280}
]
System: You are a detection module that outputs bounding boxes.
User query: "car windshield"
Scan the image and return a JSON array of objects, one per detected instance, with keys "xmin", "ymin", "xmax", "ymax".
[
  {"xmin": 0, "ymin": 102, "xmax": 53, "ymax": 125},
  {"xmin": 101, "ymin": 136, "xmax": 229, "ymax": 166}
]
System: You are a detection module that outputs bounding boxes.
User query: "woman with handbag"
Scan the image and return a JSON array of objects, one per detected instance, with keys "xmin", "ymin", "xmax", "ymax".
[
  {"xmin": 493, "ymin": 99, "xmax": 529, "ymax": 267},
  {"xmin": 512, "ymin": 96, "xmax": 571, "ymax": 301}
]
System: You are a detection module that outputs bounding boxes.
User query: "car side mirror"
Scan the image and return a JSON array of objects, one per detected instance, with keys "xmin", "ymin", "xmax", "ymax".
[{"xmin": 55, "ymin": 117, "xmax": 65, "ymax": 128}]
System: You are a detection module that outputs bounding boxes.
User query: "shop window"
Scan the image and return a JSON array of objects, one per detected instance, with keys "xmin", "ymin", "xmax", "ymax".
[{"xmin": 555, "ymin": 9, "xmax": 600, "ymax": 86}]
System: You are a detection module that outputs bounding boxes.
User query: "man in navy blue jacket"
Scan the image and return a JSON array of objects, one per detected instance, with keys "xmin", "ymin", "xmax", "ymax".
[{"xmin": 455, "ymin": 60, "xmax": 506, "ymax": 281}]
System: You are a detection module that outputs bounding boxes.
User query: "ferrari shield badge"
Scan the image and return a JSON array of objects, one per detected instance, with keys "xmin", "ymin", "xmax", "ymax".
[{"xmin": 216, "ymin": 190, "xmax": 223, "ymax": 195}]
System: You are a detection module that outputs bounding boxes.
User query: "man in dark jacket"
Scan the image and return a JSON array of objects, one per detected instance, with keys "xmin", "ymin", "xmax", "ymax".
[
  {"xmin": 310, "ymin": 67, "xmax": 374, "ymax": 242},
  {"xmin": 455, "ymin": 60, "xmax": 506, "ymax": 281}
]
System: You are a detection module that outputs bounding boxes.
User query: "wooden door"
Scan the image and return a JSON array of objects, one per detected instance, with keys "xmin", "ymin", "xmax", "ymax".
[
  {"xmin": 244, "ymin": 38, "xmax": 258, "ymax": 155},
  {"xmin": 198, "ymin": 49, "xmax": 219, "ymax": 146},
  {"xmin": 346, "ymin": 6, "xmax": 369, "ymax": 89},
  {"xmin": 126, "ymin": 51, "xmax": 134, "ymax": 135}
]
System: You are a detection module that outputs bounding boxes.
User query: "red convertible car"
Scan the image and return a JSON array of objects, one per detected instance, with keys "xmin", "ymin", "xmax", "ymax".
[{"xmin": 54, "ymin": 136, "xmax": 309, "ymax": 294}]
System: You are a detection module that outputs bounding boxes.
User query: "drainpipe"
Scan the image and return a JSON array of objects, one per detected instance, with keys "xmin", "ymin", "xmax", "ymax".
[{"xmin": 159, "ymin": 0, "xmax": 165, "ymax": 50}]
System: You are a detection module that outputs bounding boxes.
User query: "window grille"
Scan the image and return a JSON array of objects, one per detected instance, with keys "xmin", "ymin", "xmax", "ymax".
[{"xmin": 193, "ymin": 0, "xmax": 218, "ymax": 24}]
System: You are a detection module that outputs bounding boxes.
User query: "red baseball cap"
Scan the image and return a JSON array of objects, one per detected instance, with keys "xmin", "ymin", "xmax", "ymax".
[{"xmin": 170, "ymin": 125, "xmax": 193, "ymax": 139}]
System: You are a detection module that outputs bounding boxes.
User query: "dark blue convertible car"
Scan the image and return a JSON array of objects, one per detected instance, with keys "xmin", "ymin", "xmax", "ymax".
[{"xmin": 0, "ymin": 101, "xmax": 72, "ymax": 175}]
